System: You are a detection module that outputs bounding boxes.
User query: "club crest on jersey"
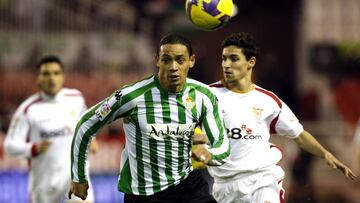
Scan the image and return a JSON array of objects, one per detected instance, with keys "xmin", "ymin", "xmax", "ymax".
[
  {"xmin": 184, "ymin": 97, "xmax": 195, "ymax": 110},
  {"xmin": 95, "ymin": 101, "xmax": 111, "ymax": 121},
  {"xmin": 252, "ymin": 107, "xmax": 263, "ymax": 121}
]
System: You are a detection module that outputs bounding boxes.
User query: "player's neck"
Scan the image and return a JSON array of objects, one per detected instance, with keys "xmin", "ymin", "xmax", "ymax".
[
  {"xmin": 226, "ymin": 80, "xmax": 255, "ymax": 93},
  {"xmin": 40, "ymin": 89, "xmax": 62, "ymax": 99}
]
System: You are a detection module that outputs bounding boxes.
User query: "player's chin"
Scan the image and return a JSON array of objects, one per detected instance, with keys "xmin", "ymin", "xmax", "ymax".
[
  {"xmin": 225, "ymin": 75, "xmax": 235, "ymax": 81},
  {"xmin": 168, "ymin": 80, "xmax": 183, "ymax": 90}
]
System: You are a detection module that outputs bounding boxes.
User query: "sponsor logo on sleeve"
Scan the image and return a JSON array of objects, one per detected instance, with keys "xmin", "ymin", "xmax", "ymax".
[
  {"xmin": 115, "ymin": 90, "xmax": 122, "ymax": 102},
  {"xmin": 95, "ymin": 101, "xmax": 111, "ymax": 121}
]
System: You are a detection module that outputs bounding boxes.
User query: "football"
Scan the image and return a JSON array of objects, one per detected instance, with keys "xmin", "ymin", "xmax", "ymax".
[{"xmin": 186, "ymin": 0, "xmax": 233, "ymax": 30}]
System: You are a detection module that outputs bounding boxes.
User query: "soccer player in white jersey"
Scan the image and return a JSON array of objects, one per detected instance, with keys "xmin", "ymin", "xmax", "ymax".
[
  {"xmin": 69, "ymin": 34, "xmax": 230, "ymax": 203},
  {"xmin": 194, "ymin": 32, "xmax": 357, "ymax": 203},
  {"xmin": 4, "ymin": 55, "xmax": 97, "ymax": 203}
]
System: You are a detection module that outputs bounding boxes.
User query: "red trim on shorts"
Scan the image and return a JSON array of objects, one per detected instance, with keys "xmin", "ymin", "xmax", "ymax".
[
  {"xmin": 279, "ymin": 187, "xmax": 285, "ymax": 203},
  {"xmin": 277, "ymin": 179, "xmax": 285, "ymax": 203}
]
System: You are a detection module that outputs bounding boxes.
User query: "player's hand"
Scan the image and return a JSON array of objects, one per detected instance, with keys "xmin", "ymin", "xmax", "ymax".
[
  {"xmin": 68, "ymin": 180, "xmax": 89, "ymax": 200},
  {"xmin": 192, "ymin": 134, "xmax": 210, "ymax": 145},
  {"xmin": 34, "ymin": 140, "xmax": 52, "ymax": 155},
  {"xmin": 324, "ymin": 152, "xmax": 357, "ymax": 180},
  {"xmin": 192, "ymin": 144, "xmax": 211, "ymax": 165}
]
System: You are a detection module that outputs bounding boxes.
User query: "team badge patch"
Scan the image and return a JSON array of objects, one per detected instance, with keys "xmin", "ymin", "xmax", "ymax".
[
  {"xmin": 95, "ymin": 101, "xmax": 111, "ymax": 121},
  {"xmin": 252, "ymin": 107, "xmax": 263, "ymax": 121},
  {"xmin": 185, "ymin": 97, "xmax": 196, "ymax": 110}
]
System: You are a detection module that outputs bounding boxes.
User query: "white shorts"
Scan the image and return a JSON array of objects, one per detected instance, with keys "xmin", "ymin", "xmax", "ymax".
[{"xmin": 212, "ymin": 165, "xmax": 285, "ymax": 203}]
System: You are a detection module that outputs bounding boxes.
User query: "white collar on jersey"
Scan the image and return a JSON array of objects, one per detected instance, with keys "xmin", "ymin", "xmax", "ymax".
[{"xmin": 40, "ymin": 88, "xmax": 64, "ymax": 101}]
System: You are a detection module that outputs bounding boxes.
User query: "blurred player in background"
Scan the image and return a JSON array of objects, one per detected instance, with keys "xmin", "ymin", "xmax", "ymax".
[
  {"xmin": 69, "ymin": 34, "xmax": 230, "ymax": 203},
  {"xmin": 193, "ymin": 32, "xmax": 357, "ymax": 203},
  {"xmin": 3, "ymin": 55, "xmax": 97, "ymax": 203}
]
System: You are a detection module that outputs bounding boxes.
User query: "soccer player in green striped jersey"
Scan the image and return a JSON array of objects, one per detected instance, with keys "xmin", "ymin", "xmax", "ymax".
[{"xmin": 68, "ymin": 34, "xmax": 230, "ymax": 203}]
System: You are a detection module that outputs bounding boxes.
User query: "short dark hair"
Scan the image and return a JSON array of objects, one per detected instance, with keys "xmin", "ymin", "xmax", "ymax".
[
  {"xmin": 156, "ymin": 34, "xmax": 193, "ymax": 57},
  {"xmin": 222, "ymin": 32, "xmax": 260, "ymax": 60},
  {"xmin": 37, "ymin": 55, "xmax": 64, "ymax": 71}
]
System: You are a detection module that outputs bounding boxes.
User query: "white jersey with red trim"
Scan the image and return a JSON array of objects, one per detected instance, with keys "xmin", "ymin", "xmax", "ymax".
[
  {"xmin": 4, "ymin": 88, "xmax": 87, "ymax": 191},
  {"xmin": 207, "ymin": 81, "xmax": 304, "ymax": 181}
]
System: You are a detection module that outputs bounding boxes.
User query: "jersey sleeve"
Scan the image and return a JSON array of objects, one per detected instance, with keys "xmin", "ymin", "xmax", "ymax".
[
  {"xmin": 200, "ymin": 92, "xmax": 230, "ymax": 165},
  {"xmin": 71, "ymin": 89, "xmax": 134, "ymax": 183},
  {"xmin": 274, "ymin": 100, "xmax": 304, "ymax": 139},
  {"xmin": 4, "ymin": 107, "xmax": 33, "ymax": 158}
]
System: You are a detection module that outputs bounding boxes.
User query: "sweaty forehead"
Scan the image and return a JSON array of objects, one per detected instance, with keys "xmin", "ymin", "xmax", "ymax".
[{"xmin": 159, "ymin": 44, "xmax": 189, "ymax": 57}]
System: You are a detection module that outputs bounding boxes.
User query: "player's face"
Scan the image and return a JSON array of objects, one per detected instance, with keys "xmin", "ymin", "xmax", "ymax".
[
  {"xmin": 157, "ymin": 44, "xmax": 195, "ymax": 93},
  {"xmin": 37, "ymin": 62, "xmax": 64, "ymax": 96},
  {"xmin": 222, "ymin": 45, "xmax": 255, "ymax": 84}
]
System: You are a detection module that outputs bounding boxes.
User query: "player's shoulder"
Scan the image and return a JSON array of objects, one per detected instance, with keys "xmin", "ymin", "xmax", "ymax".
[
  {"xmin": 119, "ymin": 75, "xmax": 155, "ymax": 94},
  {"xmin": 17, "ymin": 93, "xmax": 42, "ymax": 114},
  {"xmin": 186, "ymin": 78, "xmax": 210, "ymax": 90},
  {"xmin": 208, "ymin": 81, "xmax": 227, "ymax": 93},
  {"xmin": 113, "ymin": 75, "xmax": 156, "ymax": 104},
  {"xmin": 187, "ymin": 78, "xmax": 216, "ymax": 95},
  {"xmin": 209, "ymin": 81, "xmax": 225, "ymax": 88},
  {"xmin": 186, "ymin": 78, "xmax": 221, "ymax": 105},
  {"xmin": 253, "ymin": 85, "xmax": 282, "ymax": 108},
  {"xmin": 62, "ymin": 88, "xmax": 84, "ymax": 97}
]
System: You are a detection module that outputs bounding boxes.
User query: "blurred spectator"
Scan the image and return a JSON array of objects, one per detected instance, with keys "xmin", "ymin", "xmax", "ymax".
[
  {"xmin": 72, "ymin": 42, "xmax": 95, "ymax": 75},
  {"xmin": 23, "ymin": 43, "xmax": 43, "ymax": 73},
  {"xmin": 128, "ymin": 0, "xmax": 172, "ymax": 42},
  {"xmin": 15, "ymin": 0, "xmax": 47, "ymax": 29}
]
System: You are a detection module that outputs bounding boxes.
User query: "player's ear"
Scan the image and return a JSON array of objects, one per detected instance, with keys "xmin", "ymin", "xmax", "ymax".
[
  {"xmin": 189, "ymin": 54, "xmax": 196, "ymax": 69},
  {"xmin": 155, "ymin": 54, "xmax": 160, "ymax": 68},
  {"xmin": 248, "ymin": 57, "xmax": 256, "ymax": 68}
]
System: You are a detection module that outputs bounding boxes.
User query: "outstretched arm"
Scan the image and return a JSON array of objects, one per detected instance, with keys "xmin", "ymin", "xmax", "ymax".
[
  {"xmin": 294, "ymin": 130, "xmax": 357, "ymax": 179},
  {"xmin": 4, "ymin": 107, "xmax": 52, "ymax": 158},
  {"xmin": 70, "ymin": 95, "xmax": 120, "ymax": 199}
]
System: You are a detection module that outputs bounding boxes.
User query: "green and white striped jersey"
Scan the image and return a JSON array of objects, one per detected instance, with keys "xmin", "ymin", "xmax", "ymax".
[{"xmin": 71, "ymin": 75, "xmax": 230, "ymax": 195}]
